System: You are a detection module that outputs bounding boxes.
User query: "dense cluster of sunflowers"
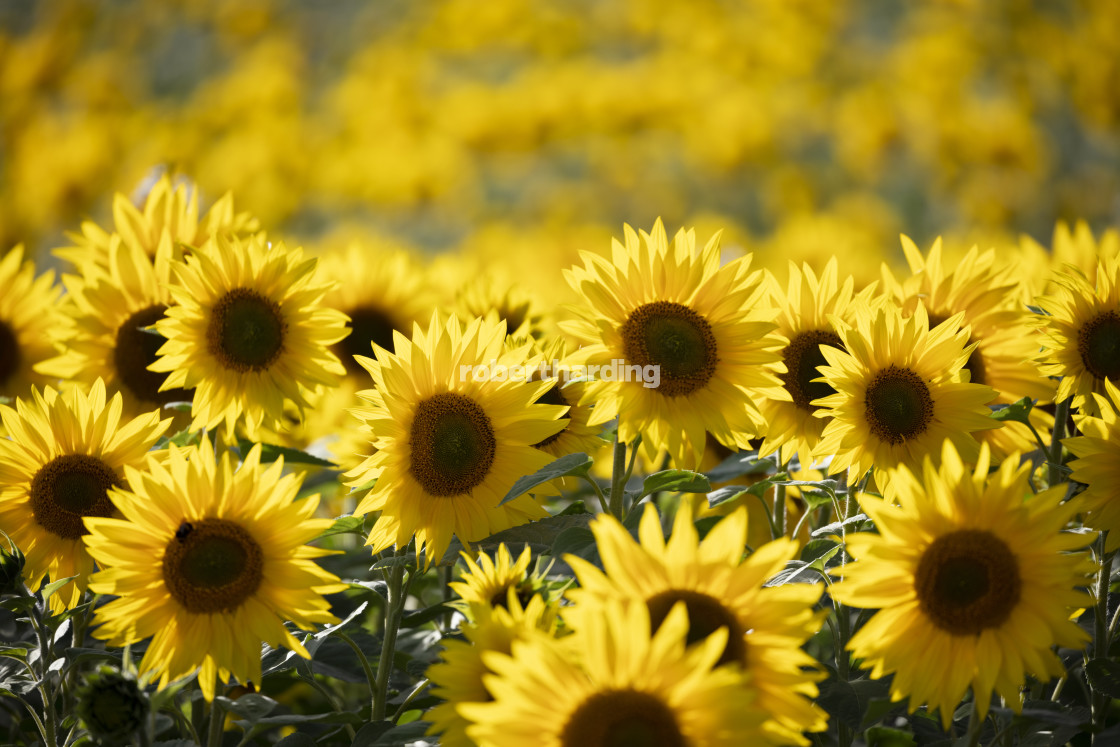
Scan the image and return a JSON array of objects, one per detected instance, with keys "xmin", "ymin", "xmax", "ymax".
[{"xmin": 0, "ymin": 173, "xmax": 1119, "ymax": 746}]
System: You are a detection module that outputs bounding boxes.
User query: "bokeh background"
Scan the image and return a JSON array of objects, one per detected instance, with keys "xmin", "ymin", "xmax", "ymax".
[{"xmin": 2, "ymin": 0, "xmax": 1119, "ymax": 285}]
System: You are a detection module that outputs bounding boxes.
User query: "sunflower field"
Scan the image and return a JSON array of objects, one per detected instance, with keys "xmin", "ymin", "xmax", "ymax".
[{"xmin": 4, "ymin": 1, "xmax": 1120, "ymax": 746}]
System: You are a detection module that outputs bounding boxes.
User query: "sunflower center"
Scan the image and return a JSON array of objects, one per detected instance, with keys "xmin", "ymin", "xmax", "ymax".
[
  {"xmin": 29, "ymin": 454, "xmax": 121, "ymax": 540},
  {"xmin": 114, "ymin": 304, "xmax": 193, "ymax": 405},
  {"xmin": 914, "ymin": 529, "xmax": 1021, "ymax": 636},
  {"xmin": 621, "ymin": 301, "xmax": 717, "ymax": 398},
  {"xmin": 206, "ymin": 288, "xmax": 286, "ymax": 373},
  {"xmin": 162, "ymin": 518, "xmax": 264, "ymax": 614},
  {"xmin": 864, "ymin": 365, "xmax": 934, "ymax": 445},
  {"xmin": 646, "ymin": 589, "xmax": 746, "ymax": 667},
  {"xmin": 409, "ymin": 392, "xmax": 497, "ymax": 496},
  {"xmin": 560, "ymin": 689, "xmax": 685, "ymax": 747},
  {"xmin": 488, "ymin": 582, "xmax": 536, "ymax": 611},
  {"xmin": 782, "ymin": 329, "xmax": 844, "ymax": 411},
  {"xmin": 531, "ymin": 378, "xmax": 570, "ymax": 449},
  {"xmin": 0, "ymin": 319, "xmax": 19, "ymax": 389},
  {"xmin": 1078, "ymin": 310, "xmax": 1120, "ymax": 382},
  {"xmin": 336, "ymin": 305, "xmax": 399, "ymax": 376}
]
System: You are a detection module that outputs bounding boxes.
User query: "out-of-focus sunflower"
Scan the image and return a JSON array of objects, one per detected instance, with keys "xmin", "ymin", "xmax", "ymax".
[
  {"xmin": 150, "ymin": 234, "xmax": 348, "ymax": 437},
  {"xmin": 1035, "ymin": 254, "xmax": 1120, "ymax": 415},
  {"xmin": 759, "ymin": 257, "xmax": 867, "ymax": 465},
  {"xmin": 56, "ymin": 173, "xmax": 259, "ymax": 269},
  {"xmin": 1013, "ymin": 220, "xmax": 1120, "ymax": 298},
  {"xmin": 449, "ymin": 543, "xmax": 542, "ymax": 612},
  {"xmin": 35, "ymin": 235, "xmax": 192, "ymax": 418},
  {"xmin": 829, "ymin": 440, "xmax": 1094, "ymax": 728},
  {"xmin": 453, "ymin": 277, "xmax": 546, "ymax": 340},
  {"xmin": 812, "ymin": 304, "xmax": 999, "ymax": 485},
  {"xmin": 344, "ymin": 314, "xmax": 567, "ymax": 565},
  {"xmin": 564, "ymin": 505, "xmax": 826, "ymax": 745},
  {"xmin": 561, "ymin": 219, "xmax": 787, "ymax": 469},
  {"xmin": 1066, "ymin": 379, "xmax": 1120, "ymax": 550},
  {"xmin": 0, "ymin": 381, "xmax": 168, "ymax": 612},
  {"xmin": 521, "ymin": 336, "xmax": 603, "ymax": 464},
  {"xmin": 427, "ymin": 594, "xmax": 560, "ymax": 747},
  {"xmin": 84, "ymin": 439, "xmax": 345, "ymax": 701},
  {"xmin": 0, "ymin": 245, "xmax": 63, "ymax": 401},
  {"xmin": 461, "ymin": 600, "xmax": 767, "ymax": 747},
  {"xmin": 885, "ymin": 236, "xmax": 1054, "ymax": 456}
]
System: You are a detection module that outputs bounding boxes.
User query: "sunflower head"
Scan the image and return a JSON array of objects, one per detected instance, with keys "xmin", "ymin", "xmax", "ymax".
[
  {"xmin": 0, "ymin": 245, "xmax": 63, "ymax": 400},
  {"xmin": 75, "ymin": 666, "xmax": 149, "ymax": 744},
  {"xmin": 560, "ymin": 219, "xmax": 786, "ymax": 469},
  {"xmin": 345, "ymin": 313, "xmax": 567, "ymax": 565},
  {"xmin": 830, "ymin": 440, "xmax": 1094, "ymax": 727},
  {"xmin": 1066, "ymin": 378, "xmax": 1120, "ymax": 549},
  {"xmin": 150, "ymin": 233, "xmax": 348, "ymax": 437}
]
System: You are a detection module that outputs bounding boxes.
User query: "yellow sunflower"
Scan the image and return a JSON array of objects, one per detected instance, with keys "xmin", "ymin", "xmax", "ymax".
[
  {"xmin": 1035, "ymin": 253, "xmax": 1120, "ymax": 415},
  {"xmin": 1066, "ymin": 378, "xmax": 1120, "ymax": 550},
  {"xmin": 812, "ymin": 303, "xmax": 999, "ymax": 485},
  {"xmin": 35, "ymin": 234, "xmax": 192, "ymax": 418},
  {"xmin": 453, "ymin": 276, "xmax": 546, "ymax": 340},
  {"xmin": 84, "ymin": 439, "xmax": 346, "ymax": 701},
  {"xmin": 427, "ymin": 594, "xmax": 560, "ymax": 747},
  {"xmin": 344, "ymin": 314, "xmax": 567, "ymax": 565},
  {"xmin": 758, "ymin": 257, "xmax": 868, "ymax": 465},
  {"xmin": 564, "ymin": 504, "xmax": 826, "ymax": 746},
  {"xmin": 561, "ymin": 219, "xmax": 787, "ymax": 469},
  {"xmin": 461, "ymin": 599, "xmax": 767, "ymax": 747},
  {"xmin": 884, "ymin": 236, "xmax": 1054, "ymax": 457},
  {"xmin": 0, "ymin": 380, "xmax": 169, "ymax": 611},
  {"xmin": 521, "ymin": 336, "xmax": 604, "ymax": 464},
  {"xmin": 829, "ymin": 440, "xmax": 1094, "ymax": 728},
  {"xmin": 150, "ymin": 233, "xmax": 348, "ymax": 437},
  {"xmin": 0, "ymin": 245, "xmax": 63, "ymax": 401},
  {"xmin": 449, "ymin": 543, "xmax": 539, "ymax": 611},
  {"xmin": 56, "ymin": 173, "xmax": 259, "ymax": 269}
]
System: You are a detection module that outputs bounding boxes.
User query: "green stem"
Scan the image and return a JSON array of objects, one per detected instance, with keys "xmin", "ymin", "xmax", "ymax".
[
  {"xmin": 391, "ymin": 678, "xmax": 431, "ymax": 723},
  {"xmin": 772, "ymin": 481, "xmax": 787, "ymax": 541},
  {"xmin": 338, "ymin": 631, "xmax": 377, "ymax": 720},
  {"xmin": 1049, "ymin": 398, "xmax": 1070, "ymax": 487},
  {"xmin": 373, "ymin": 550, "xmax": 408, "ymax": 721},
  {"xmin": 206, "ymin": 699, "xmax": 224, "ymax": 747},
  {"xmin": 964, "ymin": 697, "xmax": 984, "ymax": 747},
  {"xmin": 27, "ymin": 592, "xmax": 59, "ymax": 747},
  {"xmin": 1092, "ymin": 532, "xmax": 1114, "ymax": 738},
  {"xmin": 608, "ymin": 437, "xmax": 627, "ymax": 520},
  {"xmin": 578, "ymin": 474, "xmax": 609, "ymax": 514}
]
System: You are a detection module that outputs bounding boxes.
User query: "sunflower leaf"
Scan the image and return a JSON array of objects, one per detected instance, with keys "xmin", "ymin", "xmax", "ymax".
[
  {"xmin": 316, "ymin": 514, "xmax": 366, "ymax": 541},
  {"xmin": 216, "ymin": 693, "xmax": 278, "ymax": 723},
  {"xmin": 39, "ymin": 575, "xmax": 78, "ymax": 604},
  {"xmin": 989, "ymin": 396, "xmax": 1034, "ymax": 425},
  {"xmin": 237, "ymin": 441, "xmax": 335, "ymax": 467},
  {"xmin": 1086, "ymin": 659, "xmax": 1120, "ymax": 698},
  {"xmin": 705, "ymin": 450, "xmax": 784, "ymax": 483},
  {"xmin": 498, "ymin": 453, "xmax": 594, "ymax": 505},
  {"xmin": 638, "ymin": 469, "xmax": 711, "ymax": 497}
]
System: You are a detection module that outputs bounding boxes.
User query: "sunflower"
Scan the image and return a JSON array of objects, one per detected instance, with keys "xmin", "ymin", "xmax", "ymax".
[
  {"xmin": 0, "ymin": 245, "xmax": 63, "ymax": 401},
  {"xmin": 449, "ymin": 543, "xmax": 540, "ymax": 612},
  {"xmin": 561, "ymin": 219, "xmax": 787, "ymax": 469},
  {"xmin": 427, "ymin": 594, "xmax": 560, "ymax": 747},
  {"xmin": 150, "ymin": 233, "xmax": 348, "ymax": 437},
  {"xmin": 564, "ymin": 504, "xmax": 826, "ymax": 745},
  {"xmin": 453, "ymin": 276, "xmax": 545, "ymax": 340},
  {"xmin": 314, "ymin": 241, "xmax": 435, "ymax": 378},
  {"xmin": 884, "ymin": 236, "xmax": 1054, "ymax": 456},
  {"xmin": 0, "ymin": 380, "xmax": 169, "ymax": 612},
  {"xmin": 55, "ymin": 173, "xmax": 259, "ymax": 269},
  {"xmin": 521, "ymin": 336, "xmax": 603, "ymax": 463},
  {"xmin": 461, "ymin": 599, "xmax": 767, "ymax": 747},
  {"xmin": 344, "ymin": 314, "xmax": 567, "ymax": 565},
  {"xmin": 812, "ymin": 303, "xmax": 999, "ymax": 485},
  {"xmin": 1035, "ymin": 253, "xmax": 1120, "ymax": 415},
  {"xmin": 1066, "ymin": 378, "xmax": 1120, "ymax": 550},
  {"xmin": 35, "ymin": 234, "xmax": 192, "ymax": 418},
  {"xmin": 829, "ymin": 440, "xmax": 1094, "ymax": 728},
  {"xmin": 758, "ymin": 257, "xmax": 868, "ymax": 465},
  {"xmin": 84, "ymin": 439, "xmax": 346, "ymax": 701}
]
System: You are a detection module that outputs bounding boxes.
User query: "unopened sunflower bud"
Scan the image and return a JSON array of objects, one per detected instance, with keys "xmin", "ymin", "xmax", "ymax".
[
  {"xmin": 76, "ymin": 666, "xmax": 148, "ymax": 743},
  {"xmin": 0, "ymin": 542, "xmax": 25, "ymax": 596}
]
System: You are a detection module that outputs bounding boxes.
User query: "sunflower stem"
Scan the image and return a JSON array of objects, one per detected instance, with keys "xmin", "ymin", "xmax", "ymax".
[
  {"xmin": 205, "ymin": 699, "xmax": 224, "ymax": 747},
  {"xmin": 578, "ymin": 474, "xmax": 609, "ymax": 514},
  {"xmin": 964, "ymin": 697, "xmax": 984, "ymax": 747},
  {"xmin": 373, "ymin": 548, "xmax": 408, "ymax": 722},
  {"xmin": 608, "ymin": 436, "xmax": 628, "ymax": 520},
  {"xmin": 338, "ymin": 631, "xmax": 377, "ymax": 720},
  {"xmin": 1092, "ymin": 532, "xmax": 1114, "ymax": 738},
  {"xmin": 1048, "ymin": 398, "xmax": 1070, "ymax": 488},
  {"xmin": 772, "ymin": 481, "xmax": 787, "ymax": 540},
  {"xmin": 27, "ymin": 588, "xmax": 59, "ymax": 747}
]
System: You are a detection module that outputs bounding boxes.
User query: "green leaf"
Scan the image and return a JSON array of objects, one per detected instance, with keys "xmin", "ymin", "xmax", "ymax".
[
  {"xmin": 237, "ymin": 441, "xmax": 335, "ymax": 467},
  {"xmin": 0, "ymin": 647, "xmax": 27, "ymax": 661},
  {"xmin": 40, "ymin": 575, "xmax": 79, "ymax": 604},
  {"xmin": 556, "ymin": 500, "xmax": 591, "ymax": 516},
  {"xmin": 989, "ymin": 396, "xmax": 1034, "ymax": 425},
  {"xmin": 865, "ymin": 726, "xmax": 917, "ymax": 746},
  {"xmin": 499, "ymin": 453, "xmax": 594, "ymax": 505},
  {"xmin": 551, "ymin": 526, "xmax": 597, "ymax": 561},
  {"xmin": 400, "ymin": 603, "xmax": 454, "ymax": 628},
  {"xmin": 764, "ymin": 560, "xmax": 817, "ymax": 586},
  {"xmin": 315, "ymin": 515, "xmax": 366, "ymax": 541},
  {"xmin": 639, "ymin": 470, "xmax": 711, "ymax": 497},
  {"xmin": 800, "ymin": 539, "xmax": 839, "ymax": 565},
  {"xmin": 706, "ymin": 485, "xmax": 752, "ymax": 507},
  {"xmin": 1087, "ymin": 658, "xmax": 1120, "ymax": 698},
  {"xmin": 811, "ymin": 513, "xmax": 869, "ymax": 538},
  {"xmin": 705, "ymin": 450, "xmax": 781, "ymax": 483},
  {"xmin": 216, "ymin": 693, "xmax": 278, "ymax": 723}
]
